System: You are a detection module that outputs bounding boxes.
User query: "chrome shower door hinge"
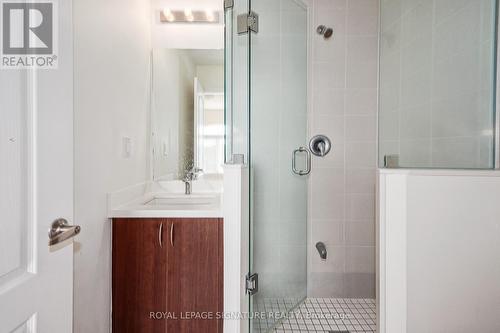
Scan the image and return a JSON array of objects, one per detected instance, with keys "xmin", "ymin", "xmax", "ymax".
[
  {"xmin": 224, "ymin": 0, "xmax": 234, "ymax": 10},
  {"xmin": 237, "ymin": 11, "xmax": 259, "ymax": 34},
  {"xmin": 384, "ymin": 154, "xmax": 400, "ymax": 168},
  {"xmin": 246, "ymin": 273, "xmax": 259, "ymax": 295}
]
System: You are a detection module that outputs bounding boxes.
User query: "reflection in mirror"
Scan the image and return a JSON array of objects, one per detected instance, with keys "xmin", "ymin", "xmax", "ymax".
[{"xmin": 151, "ymin": 49, "xmax": 224, "ymax": 180}]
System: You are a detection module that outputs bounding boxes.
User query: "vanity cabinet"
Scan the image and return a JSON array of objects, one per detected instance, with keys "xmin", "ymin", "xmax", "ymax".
[{"xmin": 112, "ymin": 218, "xmax": 223, "ymax": 333}]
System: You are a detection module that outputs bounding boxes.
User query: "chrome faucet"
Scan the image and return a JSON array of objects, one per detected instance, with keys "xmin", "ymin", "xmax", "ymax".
[{"xmin": 182, "ymin": 167, "xmax": 203, "ymax": 195}]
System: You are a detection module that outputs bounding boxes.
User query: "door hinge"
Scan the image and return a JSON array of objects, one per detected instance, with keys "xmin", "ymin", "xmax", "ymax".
[
  {"xmin": 237, "ymin": 11, "xmax": 259, "ymax": 35},
  {"xmin": 224, "ymin": 0, "xmax": 234, "ymax": 10},
  {"xmin": 246, "ymin": 273, "xmax": 259, "ymax": 295}
]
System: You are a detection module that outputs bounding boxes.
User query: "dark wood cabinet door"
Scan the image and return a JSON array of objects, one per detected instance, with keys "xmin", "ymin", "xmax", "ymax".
[
  {"xmin": 112, "ymin": 218, "xmax": 167, "ymax": 333},
  {"xmin": 166, "ymin": 218, "xmax": 223, "ymax": 333}
]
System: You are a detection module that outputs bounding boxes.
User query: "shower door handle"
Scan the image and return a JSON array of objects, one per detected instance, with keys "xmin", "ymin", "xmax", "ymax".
[{"xmin": 292, "ymin": 147, "xmax": 311, "ymax": 176}]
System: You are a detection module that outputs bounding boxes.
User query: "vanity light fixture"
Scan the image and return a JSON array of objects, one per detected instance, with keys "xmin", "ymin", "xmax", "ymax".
[{"xmin": 160, "ymin": 8, "xmax": 221, "ymax": 24}]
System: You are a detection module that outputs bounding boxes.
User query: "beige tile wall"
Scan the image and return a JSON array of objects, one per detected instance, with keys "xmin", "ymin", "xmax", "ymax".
[{"xmin": 308, "ymin": 0, "xmax": 379, "ymax": 298}]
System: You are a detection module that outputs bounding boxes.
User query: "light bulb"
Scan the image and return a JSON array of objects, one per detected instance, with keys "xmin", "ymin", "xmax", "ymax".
[
  {"xmin": 184, "ymin": 8, "xmax": 194, "ymax": 22},
  {"xmin": 163, "ymin": 8, "xmax": 174, "ymax": 22},
  {"xmin": 206, "ymin": 10, "xmax": 215, "ymax": 22}
]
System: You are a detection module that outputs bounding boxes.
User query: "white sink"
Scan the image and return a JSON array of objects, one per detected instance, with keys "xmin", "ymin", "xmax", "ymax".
[
  {"xmin": 144, "ymin": 194, "xmax": 218, "ymax": 209},
  {"xmin": 107, "ymin": 181, "xmax": 223, "ymax": 218}
]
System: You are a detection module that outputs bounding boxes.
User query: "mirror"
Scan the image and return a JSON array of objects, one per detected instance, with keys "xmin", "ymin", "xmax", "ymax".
[{"xmin": 151, "ymin": 49, "xmax": 224, "ymax": 180}]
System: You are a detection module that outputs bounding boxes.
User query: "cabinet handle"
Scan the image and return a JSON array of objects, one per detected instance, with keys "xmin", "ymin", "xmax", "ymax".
[
  {"xmin": 159, "ymin": 222, "xmax": 163, "ymax": 247},
  {"xmin": 170, "ymin": 223, "xmax": 174, "ymax": 247}
]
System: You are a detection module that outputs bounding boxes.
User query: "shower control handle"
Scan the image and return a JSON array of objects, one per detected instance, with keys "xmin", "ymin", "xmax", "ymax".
[
  {"xmin": 309, "ymin": 135, "xmax": 331, "ymax": 157},
  {"xmin": 292, "ymin": 147, "xmax": 311, "ymax": 176}
]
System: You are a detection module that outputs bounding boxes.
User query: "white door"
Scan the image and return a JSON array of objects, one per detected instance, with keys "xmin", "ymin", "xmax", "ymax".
[{"xmin": 0, "ymin": 0, "xmax": 75, "ymax": 332}]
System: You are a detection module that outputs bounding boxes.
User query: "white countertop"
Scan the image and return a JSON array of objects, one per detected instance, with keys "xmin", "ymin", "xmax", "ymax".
[
  {"xmin": 109, "ymin": 206, "xmax": 222, "ymax": 218},
  {"xmin": 107, "ymin": 180, "xmax": 223, "ymax": 219}
]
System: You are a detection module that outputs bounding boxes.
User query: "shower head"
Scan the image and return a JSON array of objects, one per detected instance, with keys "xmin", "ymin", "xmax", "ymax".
[
  {"xmin": 323, "ymin": 28, "xmax": 333, "ymax": 38},
  {"xmin": 316, "ymin": 25, "xmax": 333, "ymax": 39}
]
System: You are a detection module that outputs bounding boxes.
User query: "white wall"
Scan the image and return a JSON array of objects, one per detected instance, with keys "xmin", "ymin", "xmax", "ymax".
[
  {"xmin": 378, "ymin": 169, "xmax": 500, "ymax": 333},
  {"xmin": 151, "ymin": 0, "xmax": 223, "ymax": 49},
  {"xmin": 223, "ymin": 165, "xmax": 250, "ymax": 333},
  {"xmin": 73, "ymin": 0, "xmax": 151, "ymax": 331},
  {"xmin": 308, "ymin": 0, "xmax": 379, "ymax": 298}
]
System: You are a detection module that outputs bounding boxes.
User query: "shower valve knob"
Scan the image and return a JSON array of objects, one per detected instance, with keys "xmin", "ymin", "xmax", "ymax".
[{"xmin": 309, "ymin": 135, "xmax": 332, "ymax": 157}]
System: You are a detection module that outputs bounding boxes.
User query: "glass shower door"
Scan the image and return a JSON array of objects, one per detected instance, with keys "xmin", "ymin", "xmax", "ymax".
[{"xmin": 248, "ymin": 0, "xmax": 308, "ymax": 331}]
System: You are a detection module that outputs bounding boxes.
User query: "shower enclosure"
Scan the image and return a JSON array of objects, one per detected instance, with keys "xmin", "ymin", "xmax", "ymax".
[
  {"xmin": 225, "ymin": 0, "xmax": 309, "ymax": 331},
  {"xmin": 226, "ymin": 0, "xmax": 498, "ymax": 331},
  {"xmin": 378, "ymin": 1, "xmax": 500, "ymax": 332}
]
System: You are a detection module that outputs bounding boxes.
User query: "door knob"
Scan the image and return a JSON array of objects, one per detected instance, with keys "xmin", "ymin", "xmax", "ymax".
[{"xmin": 48, "ymin": 218, "xmax": 81, "ymax": 246}]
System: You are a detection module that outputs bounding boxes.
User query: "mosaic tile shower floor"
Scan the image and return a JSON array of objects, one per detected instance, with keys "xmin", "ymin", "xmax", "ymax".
[{"xmin": 253, "ymin": 298, "xmax": 376, "ymax": 333}]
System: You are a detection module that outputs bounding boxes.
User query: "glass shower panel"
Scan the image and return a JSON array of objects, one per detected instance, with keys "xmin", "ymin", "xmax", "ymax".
[
  {"xmin": 379, "ymin": 0, "xmax": 497, "ymax": 169},
  {"xmin": 249, "ymin": 0, "xmax": 308, "ymax": 331},
  {"xmin": 224, "ymin": 4, "xmax": 234, "ymax": 162},
  {"xmin": 224, "ymin": 0, "xmax": 250, "ymax": 163}
]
